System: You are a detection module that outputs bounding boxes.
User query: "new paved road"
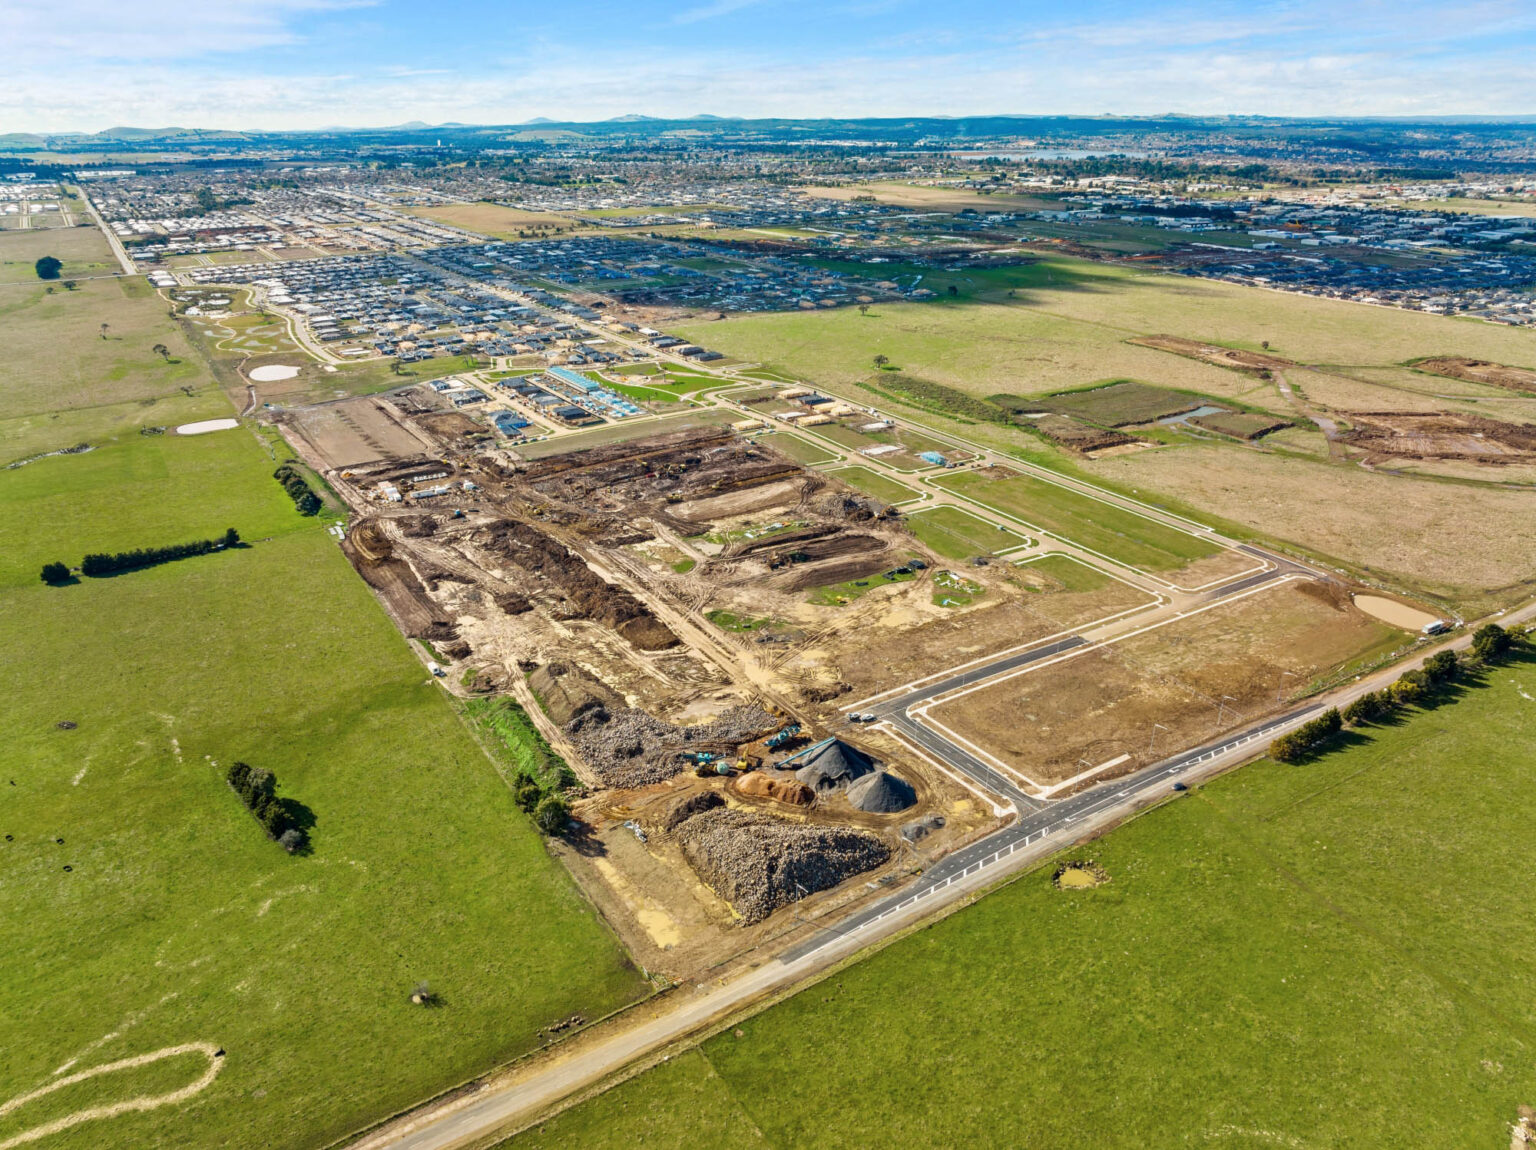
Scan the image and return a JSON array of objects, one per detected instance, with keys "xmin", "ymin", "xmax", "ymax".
[{"xmin": 782, "ymin": 701, "xmax": 1324, "ymax": 961}]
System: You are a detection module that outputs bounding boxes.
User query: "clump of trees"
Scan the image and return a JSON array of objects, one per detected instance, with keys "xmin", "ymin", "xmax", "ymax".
[
  {"xmin": 226, "ymin": 761, "xmax": 308, "ymax": 853},
  {"xmin": 274, "ymin": 463, "xmax": 322, "ymax": 516},
  {"xmin": 34, "ymin": 255, "xmax": 61, "ymax": 280},
  {"xmin": 40, "ymin": 561, "xmax": 72, "ymax": 586},
  {"xmin": 79, "ymin": 528, "xmax": 240, "ymax": 577},
  {"xmin": 512, "ymin": 769, "xmax": 571, "ymax": 836},
  {"xmin": 1269, "ymin": 708, "xmax": 1342, "ymax": 763}
]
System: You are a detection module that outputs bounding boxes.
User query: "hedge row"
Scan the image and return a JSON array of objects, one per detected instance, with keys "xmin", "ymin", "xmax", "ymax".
[
  {"xmin": 274, "ymin": 463, "xmax": 322, "ymax": 516},
  {"xmin": 226, "ymin": 761, "xmax": 308, "ymax": 853}
]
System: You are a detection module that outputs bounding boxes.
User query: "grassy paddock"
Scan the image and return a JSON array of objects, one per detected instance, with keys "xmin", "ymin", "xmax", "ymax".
[
  {"xmin": 0, "ymin": 528, "xmax": 643, "ymax": 1150},
  {"xmin": 505, "ymin": 650, "xmax": 1536, "ymax": 1149}
]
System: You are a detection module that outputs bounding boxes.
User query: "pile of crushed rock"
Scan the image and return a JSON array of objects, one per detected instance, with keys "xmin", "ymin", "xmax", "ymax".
[
  {"xmin": 671, "ymin": 795, "xmax": 891, "ymax": 923},
  {"xmin": 568, "ymin": 702, "xmax": 780, "ymax": 789}
]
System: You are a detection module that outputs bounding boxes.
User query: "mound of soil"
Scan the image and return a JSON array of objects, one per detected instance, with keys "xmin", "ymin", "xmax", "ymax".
[
  {"xmin": 528, "ymin": 662, "xmax": 624, "ymax": 728},
  {"xmin": 846, "ymin": 770, "xmax": 917, "ymax": 813},
  {"xmin": 478, "ymin": 519, "xmax": 679, "ymax": 649},
  {"xmin": 660, "ymin": 789, "xmax": 724, "ymax": 832},
  {"xmin": 1340, "ymin": 411, "xmax": 1536, "ymax": 461},
  {"xmin": 737, "ymin": 771, "xmax": 815, "ymax": 807},
  {"xmin": 1031, "ymin": 414, "xmax": 1142, "ymax": 454},
  {"xmin": 1130, "ymin": 335, "xmax": 1294, "ymax": 374},
  {"xmin": 1415, "ymin": 357, "xmax": 1536, "ymax": 395},
  {"xmin": 674, "ymin": 806, "xmax": 891, "ymax": 923}
]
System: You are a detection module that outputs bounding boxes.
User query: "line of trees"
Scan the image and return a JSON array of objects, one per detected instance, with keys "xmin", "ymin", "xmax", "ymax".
[
  {"xmin": 1275, "ymin": 624, "xmax": 1520, "ymax": 762},
  {"xmin": 274, "ymin": 463, "xmax": 322, "ymax": 516},
  {"xmin": 75, "ymin": 528, "xmax": 241, "ymax": 578},
  {"xmin": 42, "ymin": 528, "xmax": 242, "ymax": 584},
  {"xmin": 226, "ymin": 761, "xmax": 308, "ymax": 853}
]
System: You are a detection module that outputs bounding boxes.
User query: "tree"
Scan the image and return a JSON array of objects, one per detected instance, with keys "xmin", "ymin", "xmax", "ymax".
[
  {"xmin": 152, "ymin": 343, "xmax": 170, "ymax": 361},
  {"xmin": 947, "ymin": 284, "xmax": 959, "ymax": 297},
  {"xmin": 62, "ymin": 280, "xmax": 77, "ymax": 291},
  {"xmin": 278, "ymin": 828, "xmax": 307, "ymax": 853},
  {"xmin": 222, "ymin": 527, "xmax": 241, "ymax": 548},
  {"xmin": 99, "ymin": 322, "xmax": 110, "ymax": 340},
  {"xmin": 1342, "ymin": 690, "xmax": 1391, "ymax": 726},
  {"xmin": 1471, "ymin": 623, "xmax": 1512, "ymax": 664},
  {"xmin": 858, "ymin": 304, "xmax": 869, "ymax": 316},
  {"xmin": 226, "ymin": 761, "xmax": 252, "ymax": 795},
  {"xmin": 1423, "ymin": 650, "xmax": 1458, "ymax": 685},
  {"xmin": 872, "ymin": 353, "xmax": 889, "ymax": 369},
  {"xmin": 245, "ymin": 767, "xmax": 277, "ymax": 809},
  {"xmin": 533, "ymin": 793, "xmax": 570, "ymax": 835},
  {"xmin": 40, "ymin": 562, "xmax": 71, "ymax": 586},
  {"xmin": 34, "ymin": 255, "xmax": 62, "ymax": 280}
]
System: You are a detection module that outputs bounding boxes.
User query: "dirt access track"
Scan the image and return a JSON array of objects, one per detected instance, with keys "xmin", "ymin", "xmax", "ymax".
[
  {"xmin": 1129, "ymin": 334, "xmax": 1295, "ymax": 374},
  {"xmin": 1413, "ymin": 357, "xmax": 1536, "ymax": 395}
]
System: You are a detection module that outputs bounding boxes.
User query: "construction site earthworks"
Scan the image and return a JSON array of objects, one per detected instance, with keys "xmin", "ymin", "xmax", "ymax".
[{"xmin": 277, "ymin": 377, "xmax": 1432, "ymax": 981}]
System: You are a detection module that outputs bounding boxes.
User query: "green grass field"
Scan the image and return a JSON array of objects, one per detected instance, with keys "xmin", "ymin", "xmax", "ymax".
[
  {"xmin": 825, "ymin": 465, "xmax": 918, "ymax": 504},
  {"xmin": 674, "ymin": 255, "xmax": 1536, "ymax": 409},
  {"xmin": 0, "ymin": 265, "xmax": 645, "ymax": 1148},
  {"xmin": 934, "ymin": 469, "xmax": 1218, "ymax": 572},
  {"xmin": 0, "ymin": 429, "xmax": 301, "ymax": 589},
  {"xmin": 0, "ymin": 226, "xmax": 119, "ymax": 284},
  {"xmin": 507, "ymin": 650, "xmax": 1536, "ymax": 1149},
  {"xmin": 1017, "ymin": 552, "xmax": 1112, "ymax": 593},
  {"xmin": 0, "ymin": 278, "xmax": 212, "ymax": 433},
  {"xmin": 906, "ymin": 505, "xmax": 1026, "ymax": 560}
]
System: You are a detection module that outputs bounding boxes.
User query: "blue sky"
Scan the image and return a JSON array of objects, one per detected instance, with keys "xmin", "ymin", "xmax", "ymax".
[{"xmin": 5, "ymin": 0, "xmax": 1535, "ymax": 131}]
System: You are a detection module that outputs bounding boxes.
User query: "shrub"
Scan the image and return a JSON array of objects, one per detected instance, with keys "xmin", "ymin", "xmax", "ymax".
[
  {"xmin": 40, "ymin": 562, "xmax": 71, "ymax": 586},
  {"xmin": 1270, "ymin": 707, "xmax": 1342, "ymax": 763},
  {"xmin": 512, "ymin": 769, "xmax": 542, "ymax": 811},
  {"xmin": 226, "ymin": 760, "xmax": 252, "ymax": 794},
  {"xmin": 78, "ymin": 529, "xmax": 242, "ymax": 577},
  {"xmin": 533, "ymin": 793, "xmax": 571, "ymax": 835},
  {"xmin": 278, "ymin": 828, "xmax": 307, "ymax": 854},
  {"xmin": 1387, "ymin": 670, "xmax": 1429, "ymax": 706}
]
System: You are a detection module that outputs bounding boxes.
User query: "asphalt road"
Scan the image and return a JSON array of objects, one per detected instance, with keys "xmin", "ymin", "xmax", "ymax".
[{"xmin": 782, "ymin": 700, "xmax": 1324, "ymax": 962}]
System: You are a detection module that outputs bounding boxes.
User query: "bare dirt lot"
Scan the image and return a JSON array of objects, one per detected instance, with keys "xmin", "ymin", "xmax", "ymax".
[
  {"xmin": 1129, "ymin": 334, "xmax": 1295, "ymax": 375},
  {"xmin": 279, "ymin": 395, "xmax": 440, "ymax": 469},
  {"xmin": 1414, "ymin": 357, "xmax": 1536, "ymax": 395},
  {"xmin": 1341, "ymin": 411, "xmax": 1536, "ymax": 463},
  {"xmin": 929, "ymin": 579, "xmax": 1399, "ymax": 789}
]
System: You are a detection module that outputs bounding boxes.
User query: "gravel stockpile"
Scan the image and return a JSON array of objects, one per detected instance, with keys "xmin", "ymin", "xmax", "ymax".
[
  {"xmin": 846, "ymin": 770, "xmax": 917, "ymax": 813},
  {"xmin": 569, "ymin": 704, "xmax": 780, "ymax": 789},
  {"xmin": 675, "ymin": 807, "xmax": 891, "ymax": 924}
]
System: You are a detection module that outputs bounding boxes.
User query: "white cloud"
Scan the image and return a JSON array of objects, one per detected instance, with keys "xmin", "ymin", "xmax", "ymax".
[{"xmin": 7, "ymin": 0, "xmax": 370, "ymax": 60}]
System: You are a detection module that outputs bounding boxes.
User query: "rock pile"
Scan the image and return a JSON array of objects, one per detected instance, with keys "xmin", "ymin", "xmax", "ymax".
[
  {"xmin": 568, "ymin": 702, "xmax": 779, "ymax": 789},
  {"xmin": 675, "ymin": 806, "xmax": 891, "ymax": 924}
]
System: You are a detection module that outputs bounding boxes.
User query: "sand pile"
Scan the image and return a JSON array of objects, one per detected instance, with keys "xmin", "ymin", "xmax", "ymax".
[
  {"xmin": 737, "ymin": 771, "xmax": 815, "ymax": 806},
  {"xmin": 675, "ymin": 806, "xmax": 891, "ymax": 923}
]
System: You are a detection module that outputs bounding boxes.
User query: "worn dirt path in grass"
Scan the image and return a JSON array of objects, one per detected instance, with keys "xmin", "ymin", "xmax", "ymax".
[{"xmin": 0, "ymin": 1042, "xmax": 224, "ymax": 1149}]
